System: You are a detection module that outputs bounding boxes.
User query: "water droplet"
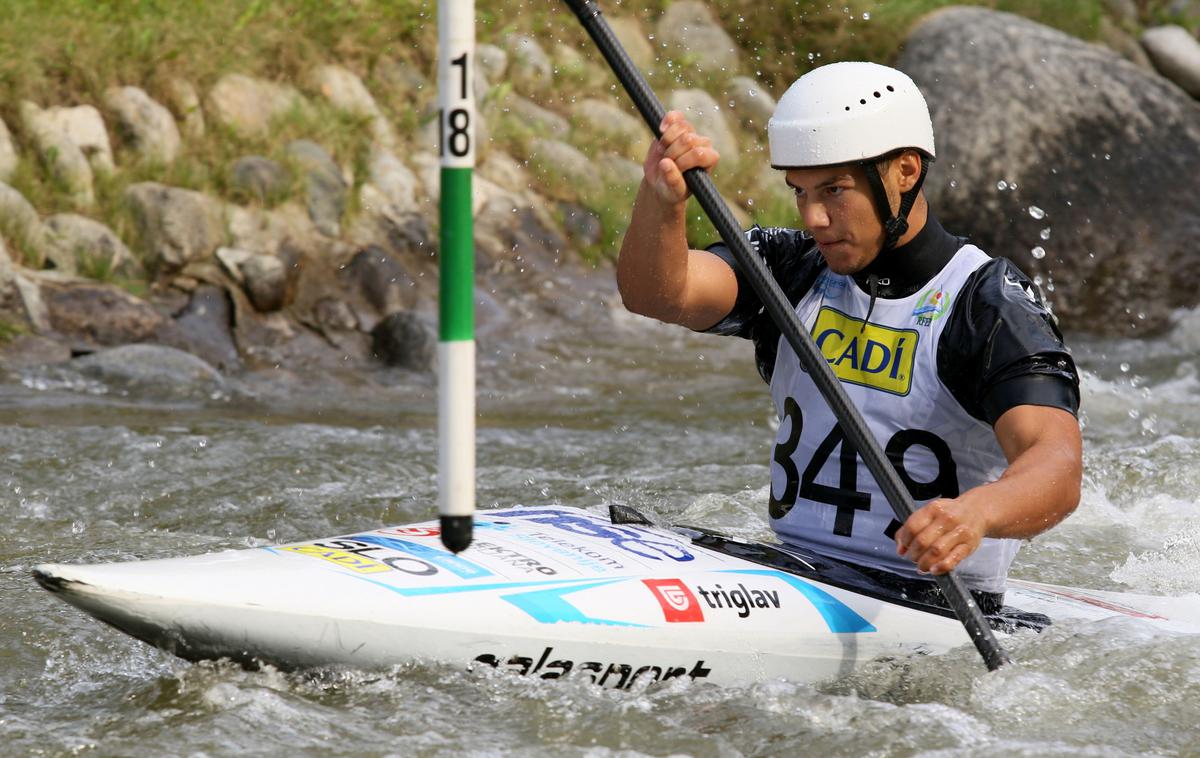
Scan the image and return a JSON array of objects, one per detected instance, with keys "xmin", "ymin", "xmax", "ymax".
[
  {"xmin": 949, "ymin": 180, "xmax": 958, "ymax": 189},
  {"xmin": 198, "ymin": 439, "xmax": 208, "ymax": 448},
  {"xmin": 1128, "ymin": 408, "xmax": 1140, "ymax": 419},
  {"xmin": 1031, "ymin": 246, "xmax": 1046, "ymax": 259},
  {"xmin": 996, "ymin": 180, "xmax": 1008, "ymax": 191},
  {"xmin": 1033, "ymin": 275, "xmax": 1044, "ymax": 286},
  {"xmin": 862, "ymin": 11, "xmax": 871, "ymax": 20},
  {"xmin": 1120, "ymin": 362, "xmax": 1131, "ymax": 372},
  {"xmin": 1028, "ymin": 206, "xmax": 1046, "ymax": 220},
  {"xmin": 1039, "ymin": 227, "xmax": 1051, "ymax": 240}
]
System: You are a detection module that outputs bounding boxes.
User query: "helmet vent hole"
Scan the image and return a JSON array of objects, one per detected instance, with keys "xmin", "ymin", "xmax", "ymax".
[
  {"xmin": 859, "ymin": 98, "xmax": 866, "ymax": 105},
  {"xmin": 844, "ymin": 106, "xmax": 851, "ymax": 111},
  {"xmin": 874, "ymin": 91, "xmax": 881, "ymax": 98},
  {"xmin": 886, "ymin": 85, "xmax": 895, "ymax": 92}
]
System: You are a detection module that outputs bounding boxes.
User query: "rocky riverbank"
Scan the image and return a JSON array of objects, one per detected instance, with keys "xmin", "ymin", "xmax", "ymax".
[{"xmin": 2, "ymin": 2, "xmax": 1199, "ymax": 388}]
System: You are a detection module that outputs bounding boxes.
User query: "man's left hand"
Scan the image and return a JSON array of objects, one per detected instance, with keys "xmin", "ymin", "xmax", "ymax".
[{"xmin": 895, "ymin": 498, "xmax": 988, "ymax": 575}]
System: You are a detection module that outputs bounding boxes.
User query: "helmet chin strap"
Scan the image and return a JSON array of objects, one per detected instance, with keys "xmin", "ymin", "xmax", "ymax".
[{"xmin": 861, "ymin": 157, "xmax": 930, "ymax": 251}]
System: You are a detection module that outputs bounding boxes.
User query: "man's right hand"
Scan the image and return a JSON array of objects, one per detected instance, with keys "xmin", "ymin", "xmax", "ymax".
[{"xmin": 644, "ymin": 111, "xmax": 721, "ymax": 206}]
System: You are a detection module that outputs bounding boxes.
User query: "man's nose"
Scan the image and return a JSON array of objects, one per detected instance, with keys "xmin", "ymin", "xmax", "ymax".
[{"xmin": 801, "ymin": 201, "xmax": 830, "ymax": 229}]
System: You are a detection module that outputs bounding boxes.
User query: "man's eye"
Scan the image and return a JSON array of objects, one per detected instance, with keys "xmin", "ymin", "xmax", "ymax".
[{"xmin": 827, "ymin": 186, "xmax": 845, "ymax": 196}]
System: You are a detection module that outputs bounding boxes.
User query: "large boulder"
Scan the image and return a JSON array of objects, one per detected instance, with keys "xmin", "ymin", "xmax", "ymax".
[{"xmin": 899, "ymin": 8, "xmax": 1200, "ymax": 335}]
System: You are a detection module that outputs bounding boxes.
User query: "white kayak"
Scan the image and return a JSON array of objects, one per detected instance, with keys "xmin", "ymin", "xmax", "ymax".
[{"xmin": 33, "ymin": 505, "xmax": 1200, "ymax": 688}]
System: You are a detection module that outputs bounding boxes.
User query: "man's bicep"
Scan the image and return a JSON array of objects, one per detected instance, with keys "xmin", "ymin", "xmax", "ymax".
[
  {"xmin": 992, "ymin": 404, "xmax": 1082, "ymax": 464},
  {"xmin": 677, "ymin": 249, "xmax": 740, "ymax": 331}
]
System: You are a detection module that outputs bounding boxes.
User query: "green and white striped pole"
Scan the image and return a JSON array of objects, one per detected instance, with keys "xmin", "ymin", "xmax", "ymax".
[{"xmin": 438, "ymin": 0, "xmax": 475, "ymax": 553}]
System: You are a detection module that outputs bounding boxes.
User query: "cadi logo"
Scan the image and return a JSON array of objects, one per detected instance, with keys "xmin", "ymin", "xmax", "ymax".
[{"xmin": 642, "ymin": 578, "xmax": 705, "ymax": 623}]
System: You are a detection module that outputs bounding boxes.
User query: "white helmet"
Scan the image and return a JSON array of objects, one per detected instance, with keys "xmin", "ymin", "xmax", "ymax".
[{"xmin": 768, "ymin": 61, "xmax": 935, "ymax": 169}]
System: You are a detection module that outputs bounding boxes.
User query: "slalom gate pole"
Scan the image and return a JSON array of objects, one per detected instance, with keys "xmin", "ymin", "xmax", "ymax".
[
  {"xmin": 437, "ymin": 0, "xmax": 476, "ymax": 553},
  {"xmin": 562, "ymin": 0, "xmax": 1010, "ymax": 670}
]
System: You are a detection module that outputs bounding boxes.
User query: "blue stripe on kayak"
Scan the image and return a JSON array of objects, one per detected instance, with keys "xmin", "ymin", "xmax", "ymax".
[
  {"xmin": 352, "ymin": 575, "xmax": 645, "ymax": 627},
  {"xmin": 719, "ymin": 569, "xmax": 876, "ymax": 633},
  {"xmin": 354, "ymin": 576, "xmax": 600, "ymax": 597},
  {"xmin": 499, "ymin": 579, "xmax": 647, "ymax": 628}
]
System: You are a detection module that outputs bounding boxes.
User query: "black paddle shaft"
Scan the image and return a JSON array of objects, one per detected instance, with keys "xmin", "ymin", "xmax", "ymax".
[{"xmin": 563, "ymin": 0, "xmax": 1010, "ymax": 671}]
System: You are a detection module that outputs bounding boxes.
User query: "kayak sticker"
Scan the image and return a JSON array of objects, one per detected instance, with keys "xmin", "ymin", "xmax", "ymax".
[
  {"xmin": 277, "ymin": 544, "xmax": 392, "ymax": 575},
  {"xmin": 486, "ymin": 508, "xmax": 695, "ymax": 562},
  {"xmin": 694, "ymin": 582, "xmax": 781, "ymax": 619},
  {"xmin": 500, "ymin": 579, "xmax": 648, "ymax": 627},
  {"xmin": 473, "ymin": 646, "xmax": 712, "ymax": 689},
  {"xmin": 720, "ymin": 569, "xmax": 875, "ymax": 633},
  {"xmin": 350, "ymin": 534, "xmax": 493, "ymax": 579},
  {"xmin": 353, "ymin": 575, "xmax": 647, "ymax": 627},
  {"xmin": 643, "ymin": 579, "xmax": 705, "ymax": 623}
]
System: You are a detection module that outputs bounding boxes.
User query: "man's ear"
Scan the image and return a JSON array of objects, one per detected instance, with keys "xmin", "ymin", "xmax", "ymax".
[{"xmin": 895, "ymin": 150, "xmax": 924, "ymax": 192}]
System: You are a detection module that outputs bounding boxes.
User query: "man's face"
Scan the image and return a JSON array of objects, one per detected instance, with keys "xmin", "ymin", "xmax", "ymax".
[{"xmin": 784, "ymin": 164, "xmax": 886, "ymax": 275}]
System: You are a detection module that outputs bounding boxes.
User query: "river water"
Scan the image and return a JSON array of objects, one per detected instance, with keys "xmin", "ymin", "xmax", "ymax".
[{"xmin": 3, "ymin": 297, "xmax": 1200, "ymax": 756}]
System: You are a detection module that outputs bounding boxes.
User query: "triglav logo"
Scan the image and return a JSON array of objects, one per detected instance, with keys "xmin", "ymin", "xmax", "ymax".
[
  {"xmin": 642, "ymin": 578, "xmax": 705, "ymax": 623},
  {"xmin": 912, "ymin": 288, "xmax": 952, "ymax": 326}
]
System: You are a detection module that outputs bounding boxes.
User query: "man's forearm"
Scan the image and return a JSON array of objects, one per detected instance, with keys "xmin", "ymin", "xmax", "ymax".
[{"xmin": 617, "ymin": 181, "xmax": 691, "ymax": 321}]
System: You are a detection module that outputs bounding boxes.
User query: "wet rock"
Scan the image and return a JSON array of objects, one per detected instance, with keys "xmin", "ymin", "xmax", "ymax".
[
  {"xmin": 44, "ymin": 214, "xmax": 136, "ymax": 276},
  {"xmin": 73, "ymin": 343, "xmax": 226, "ymax": 398},
  {"xmin": 527, "ymin": 139, "xmax": 603, "ymax": 204},
  {"xmin": 656, "ymin": 2, "xmax": 740, "ymax": 79},
  {"xmin": 41, "ymin": 104, "xmax": 115, "ymax": 174},
  {"xmin": 900, "ymin": 7, "xmax": 1200, "ymax": 334},
  {"xmin": 229, "ymin": 155, "xmax": 291, "ymax": 204},
  {"xmin": 476, "ymin": 44, "xmax": 509, "ymax": 86},
  {"xmin": 240, "ymin": 253, "xmax": 288, "ymax": 312},
  {"xmin": 157, "ymin": 284, "xmax": 241, "ymax": 371},
  {"xmin": 165, "ymin": 78, "xmax": 206, "ymax": 140},
  {"xmin": 598, "ymin": 152, "xmax": 643, "ymax": 195},
  {"xmin": 1102, "ymin": 0, "xmax": 1140, "ymax": 26},
  {"xmin": 347, "ymin": 244, "xmax": 418, "ymax": 315},
  {"xmin": 125, "ymin": 182, "xmax": 226, "ymax": 272},
  {"xmin": 570, "ymin": 99, "xmax": 645, "ymax": 161},
  {"xmin": 0, "ymin": 182, "xmax": 51, "ymax": 270},
  {"xmin": 208, "ymin": 74, "xmax": 307, "ymax": 138},
  {"xmin": 725, "ymin": 76, "xmax": 777, "ymax": 127},
  {"xmin": 310, "ymin": 64, "xmax": 394, "ymax": 148},
  {"xmin": 0, "ymin": 116, "xmax": 16, "ymax": 182},
  {"xmin": 104, "ymin": 86, "xmax": 182, "ymax": 164},
  {"xmin": 504, "ymin": 34, "xmax": 553, "ymax": 94},
  {"xmin": 1142, "ymin": 25, "xmax": 1200, "ymax": 97},
  {"xmin": 667, "ymin": 89, "xmax": 739, "ymax": 170},
  {"xmin": 38, "ymin": 275, "xmax": 166, "ymax": 348},
  {"xmin": 18, "ymin": 101, "xmax": 95, "ymax": 207},
  {"xmin": 608, "ymin": 16, "xmax": 655, "ymax": 70},
  {"xmin": 286, "ymin": 140, "xmax": 347, "ymax": 237},
  {"xmin": 0, "ymin": 334, "xmax": 71, "ymax": 370},
  {"xmin": 370, "ymin": 310, "xmax": 434, "ymax": 370}
]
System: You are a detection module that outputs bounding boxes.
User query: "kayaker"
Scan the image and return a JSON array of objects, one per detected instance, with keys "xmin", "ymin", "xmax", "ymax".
[{"xmin": 617, "ymin": 61, "xmax": 1082, "ymax": 613}]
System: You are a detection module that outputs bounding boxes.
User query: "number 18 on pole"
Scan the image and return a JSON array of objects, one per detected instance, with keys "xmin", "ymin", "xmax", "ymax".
[{"xmin": 437, "ymin": 0, "xmax": 475, "ymax": 553}]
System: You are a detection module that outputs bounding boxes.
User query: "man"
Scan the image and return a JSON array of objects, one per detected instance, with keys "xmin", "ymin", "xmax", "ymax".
[{"xmin": 618, "ymin": 61, "xmax": 1082, "ymax": 611}]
